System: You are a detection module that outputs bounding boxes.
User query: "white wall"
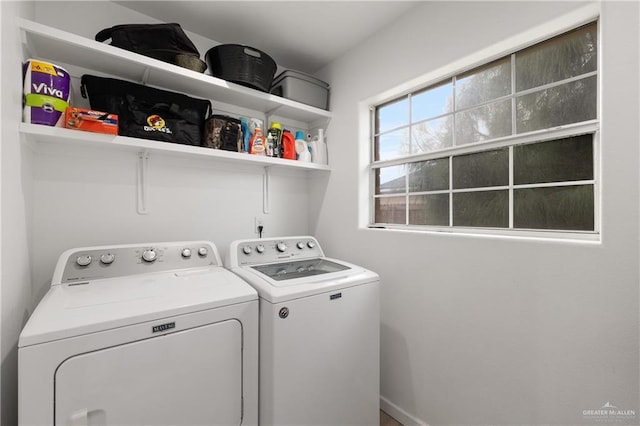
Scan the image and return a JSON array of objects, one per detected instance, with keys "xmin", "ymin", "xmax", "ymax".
[
  {"xmin": 315, "ymin": 1, "xmax": 639, "ymax": 425},
  {"xmin": 1, "ymin": 2, "xmax": 35, "ymax": 425},
  {"xmin": 1, "ymin": 1, "xmax": 313, "ymax": 423},
  {"xmin": 27, "ymin": 1, "xmax": 312, "ymax": 298},
  {"xmin": 3, "ymin": 1, "xmax": 639, "ymax": 425}
]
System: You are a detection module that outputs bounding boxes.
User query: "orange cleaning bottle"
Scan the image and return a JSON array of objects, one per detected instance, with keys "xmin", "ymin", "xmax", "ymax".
[{"xmin": 250, "ymin": 128, "xmax": 266, "ymax": 155}]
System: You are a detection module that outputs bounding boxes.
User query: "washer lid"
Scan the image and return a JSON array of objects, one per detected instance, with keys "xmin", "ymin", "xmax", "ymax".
[
  {"xmin": 232, "ymin": 257, "xmax": 379, "ymax": 303},
  {"xmin": 250, "ymin": 258, "xmax": 350, "ymax": 283},
  {"xmin": 19, "ymin": 266, "xmax": 257, "ymax": 347}
]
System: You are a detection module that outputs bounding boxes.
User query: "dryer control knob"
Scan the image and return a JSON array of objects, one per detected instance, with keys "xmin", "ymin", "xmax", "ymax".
[
  {"xmin": 296, "ymin": 242, "xmax": 305, "ymax": 250},
  {"xmin": 100, "ymin": 253, "xmax": 115, "ymax": 265},
  {"xmin": 181, "ymin": 248, "xmax": 192, "ymax": 258},
  {"xmin": 76, "ymin": 255, "xmax": 92, "ymax": 267},
  {"xmin": 242, "ymin": 246, "xmax": 253, "ymax": 255},
  {"xmin": 276, "ymin": 242, "xmax": 287, "ymax": 252},
  {"xmin": 142, "ymin": 249, "xmax": 157, "ymax": 263},
  {"xmin": 256, "ymin": 244, "xmax": 265, "ymax": 254},
  {"xmin": 198, "ymin": 247, "xmax": 208, "ymax": 257},
  {"xmin": 307, "ymin": 241, "xmax": 316, "ymax": 249}
]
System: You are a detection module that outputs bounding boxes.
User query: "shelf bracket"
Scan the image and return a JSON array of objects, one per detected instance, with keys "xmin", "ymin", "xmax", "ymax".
[
  {"xmin": 137, "ymin": 150, "xmax": 150, "ymax": 215},
  {"xmin": 311, "ymin": 116, "xmax": 332, "ymax": 137},
  {"xmin": 141, "ymin": 66, "xmax": 151, "ymax": 85},
  {"xmin": 263, "ymin": 166, "xmax": 271, "ymax": 214},
  {"xmin": 20, "ymin": 29, "xmax": 35, "ymax": 61},
  {"xmin": 265, "ymin": 105, "xmax": 283, "ymax": 122}
]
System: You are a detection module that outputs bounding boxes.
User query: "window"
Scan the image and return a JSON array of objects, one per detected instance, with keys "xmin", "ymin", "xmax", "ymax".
[{"xmin": 371, "ymin": 22, "xmax": 598, "ymax": 236}]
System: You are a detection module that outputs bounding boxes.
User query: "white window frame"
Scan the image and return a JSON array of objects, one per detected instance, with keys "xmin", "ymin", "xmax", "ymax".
[{"xmin": 363, "ymin": 4, "xmax": 601, "ymax": 242}]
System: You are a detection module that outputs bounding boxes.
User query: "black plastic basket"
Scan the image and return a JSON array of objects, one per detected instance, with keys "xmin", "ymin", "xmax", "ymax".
[{"xmin": 205, "ymin": 44, "xmax": 277, "ymax": 92}]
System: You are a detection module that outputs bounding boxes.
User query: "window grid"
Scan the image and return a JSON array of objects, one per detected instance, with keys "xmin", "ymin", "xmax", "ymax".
[
  {"xmin": 373, "ymin": 151, "xmax": 596, "ymax": 228},
  {"xmin": 451, "ymin": 76, "xmax": 457, "ymax": 147},
  {"xmin": 448, "ymin": 156, "xmax": 453, "ymax": 226},
  {"xmin": 371, "ymin": 21, "xmax": 598, "ymax": 234},
  {"xmin": 405, "ymin": 171, "xmax": 409, "ymax": 225},
  {"xmin": 373, "ymin": 68, "xmax": 598, "ymax": 157},
  {"xmin": 508, "ymin": 146, "xmax": 514, "ymax": 229},
  {"xmin": 510, "ymin": 55, "xmax": 517, "ymax": 136},
  {"xmin": 373, "ymin": 120, "xmax": 597, "ymax": 170}
]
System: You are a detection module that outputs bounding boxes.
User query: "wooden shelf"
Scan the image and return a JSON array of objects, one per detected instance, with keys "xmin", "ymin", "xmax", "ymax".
[
  {"xmin": 19, "ymin": 18, "xmax": 332, "ymax": 125},
  {"xmin": 18, "ymin": 18, "xmax": 331, "ymax": 174},
  {"xmin": 20, "ymin": 124, "xmax": 330, "ymax": 172}
]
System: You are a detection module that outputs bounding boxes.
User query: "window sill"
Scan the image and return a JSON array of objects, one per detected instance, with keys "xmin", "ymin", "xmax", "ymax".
[{"xmin": 365, "ymin": 225, "xmax": 601, "ymax": 245}]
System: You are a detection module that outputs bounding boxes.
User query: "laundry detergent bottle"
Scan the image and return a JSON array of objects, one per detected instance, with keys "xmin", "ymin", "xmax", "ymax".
[
  {"xmin": 281, "ymin": 130, "xmax": 296, "ymax": 160},
  {"xmin": 266, "ymin": 122, "xmax": 283, "ymax": 157},
  {"xmin": 295, "ymin": 131, "xmax": 311, "ymax": 162}
]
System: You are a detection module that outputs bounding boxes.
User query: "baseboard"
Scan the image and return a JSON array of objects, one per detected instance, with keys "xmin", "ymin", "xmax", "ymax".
[{"xmin": 380, "ymin": 396, "xmax": 429, "ymax": 426}]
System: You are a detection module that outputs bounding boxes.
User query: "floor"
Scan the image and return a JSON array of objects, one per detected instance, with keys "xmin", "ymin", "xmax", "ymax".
[{"xmin": 380, "ymin": 410, "xmax": 403, "ymax": 426}]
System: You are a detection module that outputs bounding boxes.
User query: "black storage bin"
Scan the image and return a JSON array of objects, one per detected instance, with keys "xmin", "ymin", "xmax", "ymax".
[{"xmin": 205, "ymin": 44, "xmax": 277, "ymax": 92}]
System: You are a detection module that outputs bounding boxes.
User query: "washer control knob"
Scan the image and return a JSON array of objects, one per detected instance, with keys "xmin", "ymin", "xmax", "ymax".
[
  {"xmin": 276, "ymin": 242, "xmax": 287, "ymax": 252},
  {"xmin": 142, "ymin": 249, "xmax": 157, "ymax": 263},
  {"xmin": 100, "ymin": 253, "xmax": 115, "ymax": 265},
  {"xmin": 76, "ymin": 255, "xmax": 92, "ymax": 267},
  {"xmin": 181, "ymin": 248, "xmax": 192, "ymax": 258},
  {"xmin": 198, "ymin": 247, "xmax": 208, "ymax": 257},
  {"xmin": 297, "ymin": 242, "xmax": 305, "ymax": 250},
  {"xmin": 242, "ymin": 245, "xmax": 253, "ymax": 255},
  {"xmin": 256, "ymin": 244, "xmax": 265, "ymax": 254},
  {"xmin": 307, "ymin": 241, "xmax": 316, "ymax": 249}
]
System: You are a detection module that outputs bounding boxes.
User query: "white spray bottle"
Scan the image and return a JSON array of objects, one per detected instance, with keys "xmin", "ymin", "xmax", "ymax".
[
  {"xmin": 309, "ymin": 128, "xmax": 327, "ymax": 165},
  {"xmin": 295, "ymin": 131, "xmax": 311, "ymax": 162}
]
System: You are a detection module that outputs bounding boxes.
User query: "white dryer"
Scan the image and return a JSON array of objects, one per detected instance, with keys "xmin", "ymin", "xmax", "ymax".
[
  {"xmin": 19, "ymin": 241, "xmax": 258, "ymax": 426},
  {"xmin": 226, "ymin": 236, "xmax": 380, "ymax": 426}
]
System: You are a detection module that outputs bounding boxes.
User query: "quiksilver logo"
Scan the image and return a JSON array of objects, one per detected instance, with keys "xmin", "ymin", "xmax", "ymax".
[{"xmin": 152, "ymin": 322, "xmax": 175, "ymax": 333}]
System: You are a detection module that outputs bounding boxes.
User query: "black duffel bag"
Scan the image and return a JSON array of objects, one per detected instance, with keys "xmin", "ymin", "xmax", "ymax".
[
  {"xmin": 95, "ymin": 23, "xmax": 207, "ymax": 73},
  {"xmin": 80, "ymin": 75, "xmax": 211, "ymax": 146}
]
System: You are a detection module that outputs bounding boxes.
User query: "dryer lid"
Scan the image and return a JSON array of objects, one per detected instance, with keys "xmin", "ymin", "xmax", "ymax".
[{"xmin": 19, "ymin": 266, "xmax": 257, "ymax": 347}]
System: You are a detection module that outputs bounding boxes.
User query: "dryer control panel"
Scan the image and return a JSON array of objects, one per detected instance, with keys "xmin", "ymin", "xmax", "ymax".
[
  {"xmin": 232, "ymin": 236, "xmax": 324, "ymax": 266},
  {"xmin": 54, "ymin": 241, "xmax": 220, "ymax": 285}
]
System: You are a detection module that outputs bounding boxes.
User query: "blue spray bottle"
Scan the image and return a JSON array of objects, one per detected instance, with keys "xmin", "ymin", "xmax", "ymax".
[{"xmin": 240, "ymin": 117, "xmax": 250, "ymax": 153}]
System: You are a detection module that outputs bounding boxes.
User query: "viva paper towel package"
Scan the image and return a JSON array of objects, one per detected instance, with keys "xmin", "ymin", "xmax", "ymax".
[{"xmin": 23, "ymin": 60, "xmax": 71, "ymax": 127}]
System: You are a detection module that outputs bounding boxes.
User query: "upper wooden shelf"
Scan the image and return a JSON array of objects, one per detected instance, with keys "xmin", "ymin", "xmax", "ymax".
[{"xmin": 19, "ymin": 19, "xmax": 332, "ymax": 125}]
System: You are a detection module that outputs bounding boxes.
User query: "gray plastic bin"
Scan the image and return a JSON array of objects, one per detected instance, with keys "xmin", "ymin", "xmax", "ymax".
[{"xmin": 270, "ymin": 70, "xmax": 329, "ymax": 110}]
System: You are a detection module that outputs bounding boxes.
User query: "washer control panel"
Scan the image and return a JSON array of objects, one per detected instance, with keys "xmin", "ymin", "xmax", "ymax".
[
  {"xmin": 58, "ymin": 241, "xmax": 218, "ymax": 284},
  {"xmin": 235, "ymin": 236, "xmax": 323, "ymax": 266}
]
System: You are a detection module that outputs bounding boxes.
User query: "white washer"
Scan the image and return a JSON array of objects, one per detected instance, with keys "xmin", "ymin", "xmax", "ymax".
[
  {"xmin": 19, "ymin": 241, "xmax": 258, "ymax": 426},
  {"xmin": 226, "ymin": 236, "xmax": 380, "ymax": 426}
]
